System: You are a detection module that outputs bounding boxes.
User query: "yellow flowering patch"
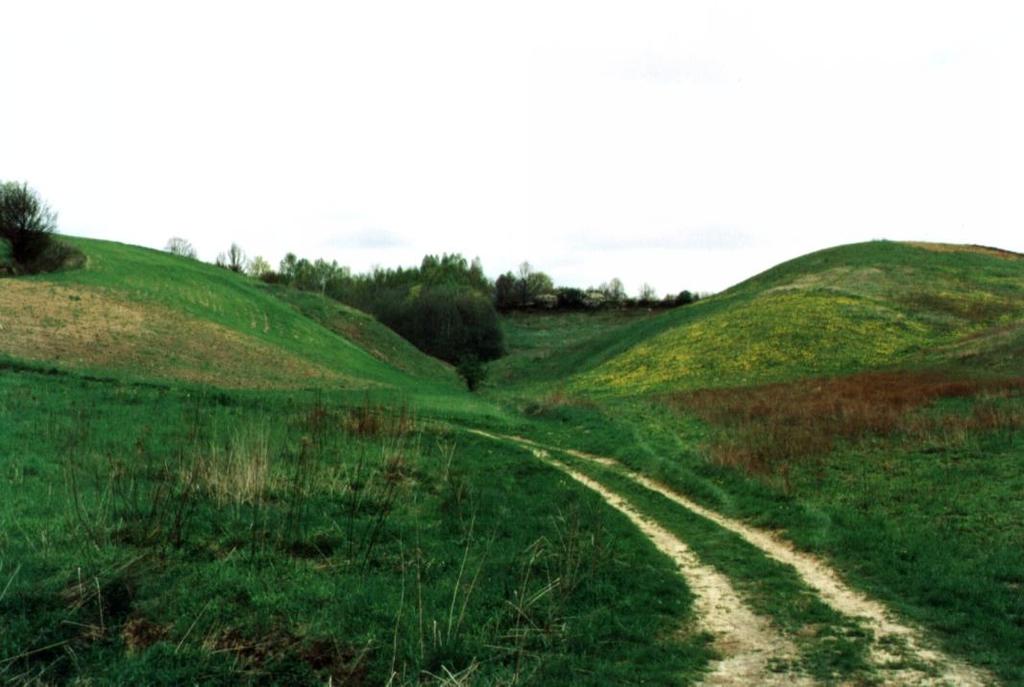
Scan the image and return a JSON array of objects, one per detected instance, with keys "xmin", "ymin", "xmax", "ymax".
[{"xmin": 575, "ymin": 292, "xmax": 935, "ymax": 394}]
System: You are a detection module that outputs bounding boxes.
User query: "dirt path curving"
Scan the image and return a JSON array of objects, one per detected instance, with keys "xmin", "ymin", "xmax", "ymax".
[
  {"xmin": 625, "ymin": 471, "xmax": 992, "ymax": 686},
  {"xmin": 470, "ymin": 430, "xmax": 812, "ymax": 686},
  {"xmin": 473, "ymin": 430, "xmax": 995, "ymax": 686}
]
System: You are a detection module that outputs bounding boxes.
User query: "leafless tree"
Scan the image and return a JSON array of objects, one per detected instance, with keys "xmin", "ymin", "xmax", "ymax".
[
  {"xmin": 216, "ymin": 243, "xmax": 247, "ymax": 273},
  {"xmin": 165, "ymin": 237, "xmax": 197, "ymax": 259}
]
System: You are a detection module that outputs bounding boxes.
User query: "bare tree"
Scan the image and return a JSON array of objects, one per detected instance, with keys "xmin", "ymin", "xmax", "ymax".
[
  {"xmin": 216, "ymin": 243, "xmax": 247, "ymax": 273},
  {"xmin": 601, "ymin": 278, "xmax": 626, "ymax": 303},
  {"xmin": 165, "ymin": 237, "xmax": 197, "ymax": 259},
  {"xmin": 638, "ymin": 283, "xmax": 657, "ymax": 303},
  {"xmin": 516, "ymin": 261, "xmax": 533, "ymax": 305}
]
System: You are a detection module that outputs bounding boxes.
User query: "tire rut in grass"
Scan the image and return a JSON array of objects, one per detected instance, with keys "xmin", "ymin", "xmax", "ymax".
[
  {"xmin": 484, "ymin": 431, "xmax": 995, "ymax": 686},
  {"xmin": 471, "ymin": 430, "xmax": 811, "ymax": 686}
]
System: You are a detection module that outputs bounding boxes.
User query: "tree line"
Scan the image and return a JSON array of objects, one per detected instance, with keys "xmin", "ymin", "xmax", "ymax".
[
  {"xmin": 494, "ymin": 262, "xmax": 701, "ymax": 310},
  {"xmin": 167, "ymin": 237, "xmax": 704, "ymax": 388},
  {"xmin": 171, "ymin": 239, "xmax": 504, "ymax": 376}
]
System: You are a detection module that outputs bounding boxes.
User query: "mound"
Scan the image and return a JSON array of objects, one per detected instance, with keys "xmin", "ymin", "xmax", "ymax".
[
  {"xmin": 0, "ymin": 237, "xmax": 458, "ymax": 390},
  {"xmin": 574, "ymin": 241, "xmax": 1024, "ymax": 394}
]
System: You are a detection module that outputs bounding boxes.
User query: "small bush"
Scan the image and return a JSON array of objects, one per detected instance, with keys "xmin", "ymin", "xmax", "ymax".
[
  {"xmin": 456, "ymin": 355, "xmax": 486, "ymax": 391},
  {"xmin": 21, "ymin": 239, "xmax": 85, "ymax": 274},
  {"xmin": 0, "ymin": 181, "xmax": 68, "ymax": 272}
]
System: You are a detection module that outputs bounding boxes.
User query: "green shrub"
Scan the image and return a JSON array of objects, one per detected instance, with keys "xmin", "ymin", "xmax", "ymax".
[
  {"xmin": 0, "ymin": 181, "xmax": 57, "ymax": 268},
  {"xmin": 456, "ymin": 355, "xmax": 486, "ymax": 391},
  {"xmin": 0, "ymin": 182, "xmax": 81, "ymax": 274},
  {"xmin": 375, "ymin": 286, "xmax": 504, "ymax": 365}
]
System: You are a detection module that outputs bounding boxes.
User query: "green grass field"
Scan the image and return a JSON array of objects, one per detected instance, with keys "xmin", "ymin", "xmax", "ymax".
[
  {"xmin": 0, "ymin": 370, "xmax": 710, "ymax": 684},
  {"xmin": 3, "ymin": 237, "xmax": 1024, "ymax": 684}
]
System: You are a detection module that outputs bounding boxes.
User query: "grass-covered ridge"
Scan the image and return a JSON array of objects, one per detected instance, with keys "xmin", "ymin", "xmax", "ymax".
[
  {"xmin": 0, "ymin": 237, "xmax": 459, "ymax": 391},
  {"xmin": 573, "ymin": 241, "xmax": 1024, "ymax": 394},
  {"xmin": 265, "ymin": 285, "xmax": 455, "ymax": 385}
]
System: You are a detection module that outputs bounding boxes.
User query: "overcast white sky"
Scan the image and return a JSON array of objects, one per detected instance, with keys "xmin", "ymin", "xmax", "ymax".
[{"xmin": 2, "ymin": 1, "xmax": 1022, "ymax": 295}]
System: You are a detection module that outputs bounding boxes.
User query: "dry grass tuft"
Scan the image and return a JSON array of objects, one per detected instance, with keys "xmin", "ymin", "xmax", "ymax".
[
  {"xmin": 343, "ymin": 400, "xmax": 416, "ymax": 438},
  {"xmin": 904, "ymin": 242, "xmax": 1024, "ymax": 260},
  {"xmin": 121, "ymin": 617, "xmax": 169, "ymax": 653},
  {"xmin": 669, "ymin": 372, "xmax": 1024, "ymax": 477},
  {"xmin": 193, "ymin": 424, "xmax": 272, "ymax": 506},
  {"xmin": 523, "ymin": 391, "xmax": 597, "ymax": 417}
]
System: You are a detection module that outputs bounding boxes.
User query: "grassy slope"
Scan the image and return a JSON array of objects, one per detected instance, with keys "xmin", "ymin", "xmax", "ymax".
[
  {"xmin": 0, "ymin": 371, "xmax": 710, "ymax": 685},
  {"xmin": 0, "ymin": 237, "xmax": 459, "ymax": 392},
  {"xmin": 1, "ymin": 238, "xmax": 712, "ymax": 683},
  {"xmin": 488, "ymin": 241, "xmax": 1024, "ymax": 683},
  {"xmin": 487, "ymin": 310, "xmax": 664, "ymax": 391},
  {"xmin": 265, "ymin": 285, "xmax": 455, "ymax": 385},
  {"xmin": 568, "ymin": 241, "xmax": 1024, "ymax": 394},
  {"xmin": 6, "ymin": 237, "xmax": 1024, "ymax": 682}
]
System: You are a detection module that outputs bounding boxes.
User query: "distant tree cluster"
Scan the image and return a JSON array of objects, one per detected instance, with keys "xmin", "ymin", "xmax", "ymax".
[
  {"xmin": 259, "ymin": 251, "xmax": 504, "ymax": 374},
  {"xmin": 160, "ymin": 234, "xmax": 702, "ymax": 389},
  {"xmin": 272, "ymin": 253, "xmax": 352, "ymax": 295},
  {"xmin": 494, "ymin": 262, "xmax": 701, "ymax": 312},
  {"xmin": 494, "ymin": 262, "xmax": 554, "ymax": 309}
]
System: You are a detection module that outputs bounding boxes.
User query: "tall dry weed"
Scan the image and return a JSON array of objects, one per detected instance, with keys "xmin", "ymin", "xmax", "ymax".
[
  {"xmin": 669, "ymin": 372, "xmax": 1024, "ymax": 476},
  {"xmin": 194, "ymin": 422, "xmax": 272, "ymax": 506}
]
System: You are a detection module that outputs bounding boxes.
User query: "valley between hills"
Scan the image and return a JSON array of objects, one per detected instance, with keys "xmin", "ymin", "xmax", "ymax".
[{"xmin": 2, "ymin": 238, "xmax": 1022, "ymax": 685}]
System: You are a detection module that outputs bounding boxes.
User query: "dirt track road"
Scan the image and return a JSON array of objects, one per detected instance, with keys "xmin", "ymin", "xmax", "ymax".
[{"xmin": 469, "ymin": 429, "xmax": 996, "ymax": 686}]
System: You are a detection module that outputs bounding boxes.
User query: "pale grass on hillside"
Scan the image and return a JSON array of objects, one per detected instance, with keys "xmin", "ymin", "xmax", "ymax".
[
  {"xmin": 0, "ymin": 280, "xmax": 354, "ymax": 388},
  {"xmin": 195, "ymin": 423, "xmax": 273, "ymax": 506},
  {"xmin": 904, "ymin": 242, "xmax": 1024, "ymax": 260}
]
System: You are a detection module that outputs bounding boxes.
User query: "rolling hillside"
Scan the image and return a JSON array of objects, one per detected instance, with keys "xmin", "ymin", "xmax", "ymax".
[
  {"xmin": 0, "ymin": 237, "xmax": 459, "ymax": 391},
  {"xmin": 484, "ymin": 240, "xmax": 1024, "ymax": 684},
  {"xmin": 4, "ymin": 236, "xmax": 1023, "ymax": 684},
  {"xmin": 570, "ymin": 241, "xmax": 1024, "ymax": 394}
]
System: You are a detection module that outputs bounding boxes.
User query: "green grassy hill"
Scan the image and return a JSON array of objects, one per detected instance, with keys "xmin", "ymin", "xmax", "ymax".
[
  {"xmin": 0, "ymin": 238, "xmax": 704, "ymax": 685},
  {"xmin": 569, "ymin": 241, "xmax": 1024, "ymax": 395},
  {"xmin": 265, "ymin": 285, "xmax": 455, "ymax": 384},
  {"xmin": 4, "ymin": 236, "xmax": 1024, "ymax": 684},
  {"xmin": 0, "ymin": 237, "xmax": 460, "ymax": 392},
  {"xmin": 487, "ymin": 240, "xmax": 1024, "ymax": 684}
]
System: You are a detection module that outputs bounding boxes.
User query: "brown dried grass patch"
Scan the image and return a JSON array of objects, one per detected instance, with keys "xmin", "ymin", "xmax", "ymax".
[
  {"xmin": 0, "ymin": 280, "xmax": 351, "ymax": 388},
  {"xmin": 523, "ymin": 391, "xmax": 598, "ymax": 417},
  {"xmin": 904, "ymin": 242, "xmax": 1024, "ymax": 260},
  {"xmin": 668, "ymin": 372, "xmax": 1024, "ymax": 477},
  {"xmin": 343, "ymin": 399, "xmax": 416, "ymax": 438},
  {"xmin": 121, "ymin": 617, "xmax": 169, "ymax": 652},
  {"xmin": 204, "ymin": 628, "xmax": 367, "ymax": 682}
]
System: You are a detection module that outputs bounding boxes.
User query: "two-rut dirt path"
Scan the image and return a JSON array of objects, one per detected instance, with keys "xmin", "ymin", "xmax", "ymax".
[
  {"xmin": 468, "ymin": 429, "xmax": 995, "ymax": 686},
  {"xmin": 529, "ymin": 445, "xmax": 810, "ymax": 686}
]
